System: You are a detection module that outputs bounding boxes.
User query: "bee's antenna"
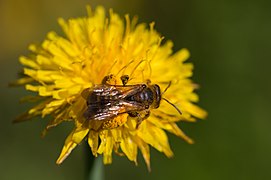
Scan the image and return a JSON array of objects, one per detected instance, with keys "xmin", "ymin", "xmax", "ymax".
[
  {"xmin": 162, "ymin": 98, "xmax": 182, "ymax": 115},
  {"xmin": 162, "ymin": 81, "xmax": 172, "ymax": 95},
  {"xmin": 161, "ymin": 81, "xmax": 182, "ymax": 115}
]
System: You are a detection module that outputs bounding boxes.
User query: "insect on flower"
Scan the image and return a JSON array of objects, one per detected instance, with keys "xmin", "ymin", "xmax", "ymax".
[
  {"xmin": 13, "ymin": 6, "xmax": 208, "ymax": 169},
  {"xmin": 81, "ymin": 74, "xmax": 182, "ymax": 131}
]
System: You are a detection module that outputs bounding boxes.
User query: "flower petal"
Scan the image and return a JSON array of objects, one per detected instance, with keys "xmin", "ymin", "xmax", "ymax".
[
  {"xmin": 148, "ymin": 117, "xmax": 194, "ymax": 144},
  {"xmin": 138, "ymin": 121, "xmax": 173, "ymax": 157},
  {"xmin": 134, "ymin": 135, "xmax": 151, "ymax": 171},
  {"xmin": 120, "ymin": 129, "xmax": 137, "ymax": 164},
  {"xmin": 56, "ymin": 127, "xmax": 89, "ymax": 164},
  {"xmin": 97, "ymin": 131, "xmax": 114, "ymax": 164},
  {"xmin": 88, "ymin": 130, "xmax": 99, "ymax": 156}
]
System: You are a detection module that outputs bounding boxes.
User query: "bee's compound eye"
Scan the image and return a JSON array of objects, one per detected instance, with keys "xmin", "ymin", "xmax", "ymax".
[
  {"xmin": 142, "ymin": 84, "xmax": 147, "ymax": 88},
  {"xmin": 145, "ymin": 105, "xmax": 149, "ymax": 109}
]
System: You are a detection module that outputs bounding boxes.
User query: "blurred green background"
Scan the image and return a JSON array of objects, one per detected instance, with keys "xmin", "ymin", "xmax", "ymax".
[{"xmin": 1, "ymin": 0, "xmax": 271, "ymax": 179}]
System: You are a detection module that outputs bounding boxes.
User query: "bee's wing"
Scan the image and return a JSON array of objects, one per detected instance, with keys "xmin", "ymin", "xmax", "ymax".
[
  {"xmin": 114, "ymin": 84, "xmax": 145, "ymax": 98},
  {"xmin": 85, "ymin": 100, "xmax": 123, "ymax": 121},
  {"xmin": 83, "ymin": 84, "xmax": 146, "ymax": 121},
  {"xmin": 81, "ymin": 84, "xmax": 142, "ymax": 99},
  {"xmin": 85, "ymin": 100, "xmax": 147, "ymax": 121}
]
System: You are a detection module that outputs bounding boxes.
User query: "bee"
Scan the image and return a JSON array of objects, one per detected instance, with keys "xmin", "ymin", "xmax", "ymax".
[{"xmin": 82, "ymin": 74, "xmax": 182, "ymax": 130}]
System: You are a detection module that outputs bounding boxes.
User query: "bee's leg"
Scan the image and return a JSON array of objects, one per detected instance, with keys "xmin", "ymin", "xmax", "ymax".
[
  {"xmin": 121, "ymin": 75, "xmax": 129, "ymax": 86},
  {"xmin": 136, "ymin": 110, "xmax": 150, "ymax": 129},
  {"xmin": 102, "ymin": 74, "xmax": 116, "ymax": 84},
  {"xmin": 128, "ymin": 111, "xmax": 141, "ymax": 129},
  {"xmin": 128, "ymin": 110, "xmax": 150, "ymax": 129},
  {"xmin": 128, "ymin": 111, "xmax": 138, "ymax": 118}
]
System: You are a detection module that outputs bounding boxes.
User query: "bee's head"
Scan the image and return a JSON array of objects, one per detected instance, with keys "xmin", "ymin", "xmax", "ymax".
[{"xmin": 150, "ymin": 84, "xmax": 161, "ymax": 109}]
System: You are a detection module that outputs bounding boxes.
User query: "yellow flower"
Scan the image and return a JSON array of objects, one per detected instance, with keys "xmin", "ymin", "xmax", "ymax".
[{"xmin": 15, "ymin": 6, "xmax": 207, "ymax": 170}]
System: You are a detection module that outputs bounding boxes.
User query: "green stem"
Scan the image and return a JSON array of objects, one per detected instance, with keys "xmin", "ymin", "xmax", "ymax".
[
  {"xmin": 85, "ymin": 143, "xmax": 104, "ymax": 180},
  {"xmin": 88, "ymin": 156, "xmax": 104, "ymax": 180}
]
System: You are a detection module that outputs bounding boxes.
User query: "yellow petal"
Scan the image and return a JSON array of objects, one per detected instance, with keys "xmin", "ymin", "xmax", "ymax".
[
  {"xmin": 134, "ymin": 135, "xmax": 151, "ymax": 171},
  {"xmin": 120, "ymin": 129, "xmax": 137, "ymax": 164},
  {"xmin": 148, "ymin": 117, "xmax": 194, "ymax": 144},
  {"xmin": 19, "ymin": 56, "xmax": 39, "ymax": 69},
  {"xmin": 138, "ymin": 121, "xmax": 173, "ymax": 157},
  {"xmin": 171, "ymin": 48, "xmax": 190, "ymax": 63},
  {"xmin": 48, "ymin": 32, "xmax": 79, "ymax": 57},
  {"xmin": 24, "ymin": 68, "xmax": 62, "ymax": 82},
  {"xmin": 72, "ymin": 127, "xmax": 89, "ymax": 144},
  {"xmin": 103, "ymin": 139, "xmax": 113, "ymax": 164},
  {"xmin": 9, "ymin": 77, "xmax": 33, "ymax": 86},
  {"xmin": 110, "ymin": 128, "xmax": 122, "ymax": 142},
  {"xmin": 183, "ymin": 102, "xmax": 208, "ymax": 119},
  {"xmin": 52, "ymin": 89, "xmax": 70, "ymax": 99},
  {"xmin": 88, "ymin": 130, "xmax": 99, "ymax": 156},
  {"xmin": 98, "ymin": 131, "xmax": 114, "ymax": 164},
  {"xmin": 56, "ymin": 127, "xmax": 89, "ymax": 164},
  {"xmin": 56, "ymin": 132, "xmax": 77, "ymax": 164},
  {"xmin": 28, "ymin": 101, "xmax": 48, "ymax": 113},
  {"xmin": 36, "ymin": 54, "xmax": 53, "ymax": 66}
]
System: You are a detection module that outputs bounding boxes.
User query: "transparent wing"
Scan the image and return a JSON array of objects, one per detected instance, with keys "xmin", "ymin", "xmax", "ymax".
[
  {"xmin": 83, "ymin": 83, "xmax": 147, "ymax": 121},
  {"xmin": 84, "ymin": 100, "xmax": 147, "ymax": 121}
]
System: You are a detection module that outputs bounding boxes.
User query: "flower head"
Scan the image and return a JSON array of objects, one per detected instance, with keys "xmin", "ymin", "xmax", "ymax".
[{"xmin": 15, "ymin": 6, "xmax": 207, "ymax": 170}]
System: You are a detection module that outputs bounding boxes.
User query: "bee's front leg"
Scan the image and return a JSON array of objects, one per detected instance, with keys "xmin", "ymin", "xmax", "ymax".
[
  {"xmin": 137, "ymin": 110, "xmax": 150, "ymax": 128},
  {"xmin": 129, "ymin": 110, "xmax": 150, "ymax": 129}
]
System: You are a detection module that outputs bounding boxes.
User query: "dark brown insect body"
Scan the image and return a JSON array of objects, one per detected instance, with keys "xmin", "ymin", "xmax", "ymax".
[{"xmin": 82, "ymin": 75, "xmax": 161, "ymax": 129}]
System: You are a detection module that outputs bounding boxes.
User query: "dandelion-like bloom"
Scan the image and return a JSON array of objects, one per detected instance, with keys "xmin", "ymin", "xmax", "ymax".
[{"xmin": 15, "ymin": 6, "xmax": 207, "ymax": 170}]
